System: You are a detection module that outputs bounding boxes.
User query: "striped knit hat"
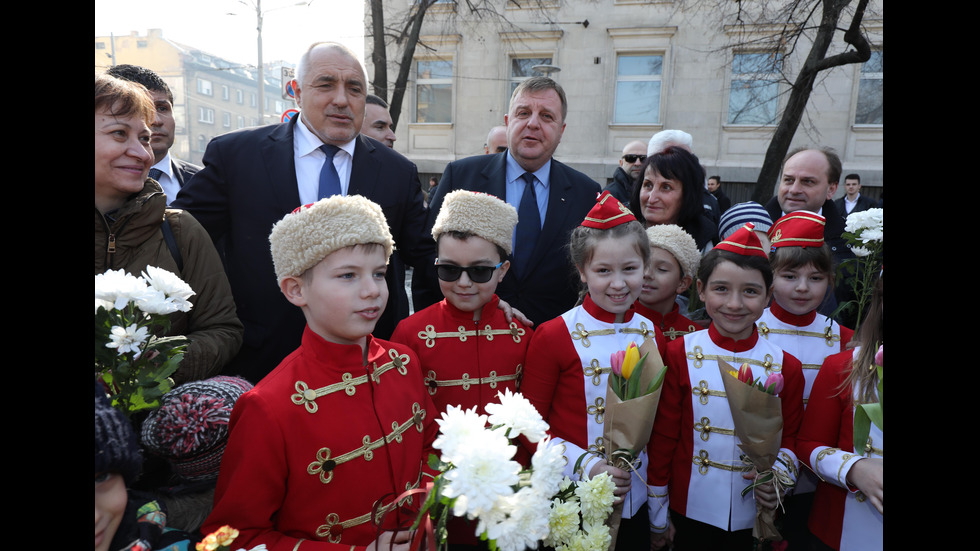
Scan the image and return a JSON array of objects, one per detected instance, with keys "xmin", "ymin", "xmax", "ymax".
[
  {"xmin": 718, "ymin": 202, "xmax": 773, "ymax": 242},
  {"xmin": 140, "ymin": 376, "xmax": 253, "ymax": 482}
]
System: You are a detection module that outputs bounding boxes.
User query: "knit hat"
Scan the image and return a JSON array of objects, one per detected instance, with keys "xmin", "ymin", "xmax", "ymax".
[
  {"xmin": 714, "ymin": 222, "xmax": 769, "ymax": 259},
  {"xmin": 769, "ymin": 211, "xmax": 825, "ymax": 249},
  {"xmin": 581, "ymin": 190, "xmax": 635, "ymax": 229},
  {"xmin": 269, "ymin": 195, "xmax": 395, "ymax": 282},
  {"xmin": 95, "ymin": 377, "xmax": 143, "ymax": 485},
  {"xmin": 718, "ymin": 202, "xmax": 773, "ymax": 242},
  {"xmin": 140, "ymin": 376, "xmax": 253, "ymax": 482},
  {"xmin": 645, "ymin": 224, "xmax": 701, "ymax": 278},
  {"xmin": 431, "ymin": 190, "xmax": 519, "ymax": 255}
]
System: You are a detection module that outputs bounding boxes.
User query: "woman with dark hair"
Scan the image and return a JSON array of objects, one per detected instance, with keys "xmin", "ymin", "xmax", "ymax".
[{"xmin": 628, "ymin": 146, "xmax": 717, "ymax": 251}]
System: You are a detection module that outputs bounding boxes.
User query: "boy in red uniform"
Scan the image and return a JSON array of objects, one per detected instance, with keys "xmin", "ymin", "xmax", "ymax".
[
  {"xmin": 633, "ymin": 224, "xmax": 703, "ymax": 346},
  {"xmin": 203, "ymin": 195, "xmax": 438, "ymax": 551}
]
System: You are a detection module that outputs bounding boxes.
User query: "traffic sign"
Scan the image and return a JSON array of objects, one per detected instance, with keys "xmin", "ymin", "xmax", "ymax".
[{"xmin": 282, "ymin": 109, "xmax": 299, "ymax": 123}]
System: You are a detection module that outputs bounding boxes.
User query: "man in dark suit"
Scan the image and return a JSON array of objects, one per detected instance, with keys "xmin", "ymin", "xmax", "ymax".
[
  {"xmin": 172, "ymin": 42, "xmax": 435, "ymax": 383},
  {"xmin": 106, "ymin": 64, "xmax": 201, "ymax": 204},
  {"xmin": 426, "ymin": 77, "xmax": 601, "ymax": 326},
  {"xmin": 835, "ymin": 173, "xmax": 875, "ymax": 218}
]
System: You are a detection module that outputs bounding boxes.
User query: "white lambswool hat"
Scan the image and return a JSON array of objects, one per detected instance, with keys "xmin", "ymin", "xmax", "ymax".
[
  {"xmin": 431, "ymin": 190, "xmax": 519, "ymax": 255},
  {"xmin": 269, "ymin": 195, "xmax": 394, "ymax": 282},
  {"xmin": 645, "ymin": 224, "xmax": 701, "ymax": 278}
]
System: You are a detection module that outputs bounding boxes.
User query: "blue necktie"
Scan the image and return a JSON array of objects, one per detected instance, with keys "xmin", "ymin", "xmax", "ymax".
[
  {"xmin": 513, "ymin": 172, "xmax": 541, "ymax": 278},
  {"xmin": 148, "ymin": 168, "xmax": 163, "ymax": 182},
  {"xmin": 318, "ymin": 144, "xmax": 342, "ymax": 199}
]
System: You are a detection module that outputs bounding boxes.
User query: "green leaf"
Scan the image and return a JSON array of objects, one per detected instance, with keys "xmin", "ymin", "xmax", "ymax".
[{"xmin": 645, "ymin": 363, "xmax": 668, "ymax": 394}]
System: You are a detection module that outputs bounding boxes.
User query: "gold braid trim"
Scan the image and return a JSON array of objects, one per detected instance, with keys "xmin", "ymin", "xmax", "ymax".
[
  {"xmin": 689, "ymin": 349, "xmax": 780, "ymax": 376},
  {"xmin": 693, "ymin": 380, "xmax": 726, "ymax": 405},
  {"xmin": 776, "ymin": 450, "xmax": 799, "ymax": 478},
  {"xmin": 758, "ymin": 322, "xmax": 841, "ymax": 347},
  {"xmin": 587, "ymin": 436, "xmax": 606, "ymax": 457},
  {"xmin": 585, "ymin": 359, "xmax": 610, "ymax": 386},
  {"xmin": 423, "ymin": 365, "xmax": 522, "ymax": 395},
  {"xmin": 417, "ymin": 323, "xmax": 526, "ymax": 348},
  {"xmin": 663, "ymin": 324, "xmax": 697, "ymax": 341},
  {"xmin": 837, "ymin": 452, "xmax": 856, "ymax": 486},
  {"xmin": 802, "ymin": 363, "xmax": 821, "ymax": 370},
  {"xmin": 587, "ymin": 396, "xmax": 605, "ymax": 424},
  {"xmin": 694, "ymin": 416, "xmax": 735, "ymax": 441},
  {"xmin": 307, "ymin": 403, "xmax": 426, "ymax": 484},
  {"xmin": 570, "ymin": 322, "xmax": 653, "ymax": 348},
  {"xmin": 693, "ymin": 450, "xmax": 753, "ymax": 475},
  {"xmin": 314, "ymin": 478, "xmax": 422, "ymax": 543},
  {"xmin": 291, "ymin": 349, "xmax": 410, "ymax": 413},
  {"xmin": 864, "ymin": 435, "xmax": 883, "ymax": 457}
]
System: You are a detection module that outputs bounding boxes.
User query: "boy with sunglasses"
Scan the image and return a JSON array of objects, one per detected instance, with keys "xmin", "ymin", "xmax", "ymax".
[
  {"xmin": 390, "ymin": 190, "xmax": 533, "ymax": 547},
  {"xmin": 392, "ymin": 190, "xmax": 532, "ymax": 421}
]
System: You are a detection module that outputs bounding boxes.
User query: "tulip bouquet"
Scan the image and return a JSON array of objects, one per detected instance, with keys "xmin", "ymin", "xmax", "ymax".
[
  {"xmin": 410, "ymin": 389, "xmax": 573, "ymax": 551},
  {"xmin": 590, "ymin": 338, "xmax": 667, "ymax": 548},
  {"xmin": 853, "ymin": 344, "xmax": 883, "ymax": 456},
  {"xmin": 718, "ymin": 361, "xmax": 793, "ymax": 542},
  {"xmin": 95, "ymin": 267, "xmax": 193, "ymax": 417}
]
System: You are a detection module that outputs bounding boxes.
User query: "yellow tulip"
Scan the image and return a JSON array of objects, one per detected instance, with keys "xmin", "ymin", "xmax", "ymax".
[{"xmin": 622, "ymin": 342, "xmax": 640, "ymax": 379}]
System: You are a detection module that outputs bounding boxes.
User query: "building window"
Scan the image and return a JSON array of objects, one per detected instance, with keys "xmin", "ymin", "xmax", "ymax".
[
  {"xmin": 96, "ymin": 42, "xmax": 106, "ymax": 50},
  {"xmin": 198, "ymin": 107, "xmax": 214, "ymax": 124},
  {"xmin": 728, "ymin": 52, "xmax": 782, "ymax": 125},
  {"xmin": 197, "ymin": 79, "xmax": 213, "ymax": 96},
  {"xmin": 415, "ymin": 59, "xmax": 453, "ymax": 123},
  {"xmin": 250, "ymin": 93, "xmax": 257, "ymax": 107},
  {"xmin": 275, "ymin": 100, "xmax": 285, "ymax": 114},
  {"xmin": 223, "ymin": 112, "xmax": 231, "ymax": 128},
  {"xmin": 236, "ymin": 89, "xmax": 244, "ymax": 104},
  {"xmin": 237, "ymin": 115, "xmax": 245, "ymax": 129},
  {"xmin": 197, "ymin": 134, "xmax": 207, "ymax": 152},
  {"xmin": 222, "ymin": 85, "xmax": 230, "ymax": 101},
  {"xmin": 509, "ymin": 57, "xmax": 552, "ymax": 99},
  {"xmin": 613, "ymin": 54, "xmax": 663, "ymax": 124},
  {"xmin": 854, "ymin": 49, "xmax": 882, "ymax": 125},
  {"xmin": 137, "ymin": 40, "xmax": 148, "ymax": 48}
]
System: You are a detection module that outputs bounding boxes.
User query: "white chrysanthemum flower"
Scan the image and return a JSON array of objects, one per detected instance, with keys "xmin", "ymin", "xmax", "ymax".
[
  {"xmin": 851, "ymin": 246, "xmax": 871, "ymax": 257},
  {"xmin": 575, "ymin": 471, "xmax": 616, "ymax": 525},
  {"xmin": 105, "ymin": 324, "xmax": 149, "ymax": 356},
  {"xmin": 95, "ymin": 298, "xmax": 114, "ymax": 314},
  {"xmin": 136, "ymin": 288, "xmax": 179, "ymax": 315},
  {"xmin": 859, "ymin": 228, "xmax": 883, "ymax": 243},
  {"xmin": 142, "ymin": 266, "xmax": 195, "ymax": 312},
  {"xmin": 95, "ymin": 269, "xmax": 150, "ymax": 310},
  {"xmin": 433, "ymin": 405, "xmax": 489, "ymax": 463},
  {"xmin": 530, "ymin": 437, "xmax": 566, "ymax": 497},
  {"xmin": 844, "ymin": 208, "xmax": 883, "ymax": 234},
  {"xmin": 582, "ymin": 519, "xmax": 612, "ymax": 550},
  {"xmin": 485, "ymin": 388, "xmax": 549, "ymax": 443},
  {"xmin": 442, "ymin": 430, "xmax": 520, "ymax": 518},
  {"xmin": 546, "ymin": 497, "xmax": 581, "ymax": 547},
  {"xmin": 487, "ymin": 490, "xmax": 551, "ymax": 551}
]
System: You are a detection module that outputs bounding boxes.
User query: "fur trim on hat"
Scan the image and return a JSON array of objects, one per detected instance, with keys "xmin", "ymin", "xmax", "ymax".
[
  {"xmin": 269, "ymin": 195, "xmax": 394, "ymax": 282},
  {"xmin": 645, "ymin": 224, "xmax": 701, "ymax": 278},
  {"xmin": 431, "ymin": 190, "xmax": 518, "ymax": 255}
]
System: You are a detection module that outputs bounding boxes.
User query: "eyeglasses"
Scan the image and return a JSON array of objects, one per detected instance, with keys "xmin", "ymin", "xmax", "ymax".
[
  {"xmin": 622, "ymin": 154, "xmax": 647, "ymax": 163},
  {"xmin": 435, "ymin": 261, "xmax": 504, "ymax": 283}
]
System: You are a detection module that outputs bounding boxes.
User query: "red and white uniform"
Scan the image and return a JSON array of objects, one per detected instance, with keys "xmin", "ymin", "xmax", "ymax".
[
  {"xmin": 521, "ymin": 294, "xmax": 663, "ymax": 519},
  {"xmin": 758, "ymin": 301, "xmax": 853, "ymax": 494},
  {"xmin": 389, "ymin": 295, "xmax": 532, "ymax": 418},
  {"xmin": 647, "ymin": 324, "xmax": 804, "ymax": 533},
  {"xmin": 796, "ymin": 348, "xmax": 882, "ymax": 551},
  {"xmin": 758, "ymin": 301, "xmax": 853, "ymax": 406},
  {"xmin": 204, "ymin": 327, "xmax": 438, "ymax": 551}
]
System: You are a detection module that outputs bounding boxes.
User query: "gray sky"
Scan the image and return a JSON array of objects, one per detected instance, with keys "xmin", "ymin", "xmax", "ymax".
[{"xmin": 95, "ymin": 0, "xmax": 365, "ymax": 67}]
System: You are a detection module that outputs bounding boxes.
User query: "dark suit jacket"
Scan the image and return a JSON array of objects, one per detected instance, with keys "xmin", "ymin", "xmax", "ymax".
[
  {"xmin": 172, "ymin": 117, "xmax": 435, "ymax": 382},
  {"xmin": 425, "ymin": 153, "xmax": 601, "ymax": 326},
  {"xmin": 834, "ymin": 194, "xmax": 875, "ymax": 219},
  {"xmin": 171, "ymin": 158, "xmax": 201, "ymax": 188}
]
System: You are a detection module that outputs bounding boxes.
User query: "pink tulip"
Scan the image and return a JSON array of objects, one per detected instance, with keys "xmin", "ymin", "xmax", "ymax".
[
  {"xmin": 763, "ymin": 373, "xmax": 784, "ymax": 395},
  {"xmin": 610, "ymin": 350, "xmax": 626, "ymax": 376},
  {"xmin": 874, "ymin": 345, "xmax": 883, "ymax": 367},
  {"xmin": 737, "ymin": 363, "xmax": 754, "ymax": 384}
]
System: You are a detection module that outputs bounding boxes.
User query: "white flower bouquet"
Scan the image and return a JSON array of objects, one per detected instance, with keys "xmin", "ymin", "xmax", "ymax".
[
  {"xmin": 95, "ymin": 267, "xmax": 194, "ymax": 417},
  {"xmin": 412, "ymin": 389, "xmax": 615, "ymax": 551},
  {"xmin": 837, "ymin": 208, "xmax": 883, "ymax": 327}
]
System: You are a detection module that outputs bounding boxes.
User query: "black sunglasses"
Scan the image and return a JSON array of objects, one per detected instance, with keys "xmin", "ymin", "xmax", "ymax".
[
  {"xmin": 435, "ymin": 261, "xmax": 504, "ymax": 283},
  {"xmin": 622, "ymin": 154, "xmax": 647, "ymax": 163}
]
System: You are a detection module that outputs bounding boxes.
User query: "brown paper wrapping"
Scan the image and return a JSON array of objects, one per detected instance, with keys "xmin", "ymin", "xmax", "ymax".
[
  {"xmin": 716, "ymin": 359, "xmax": 784, "ymax": 542},
  {"xmin": 601, "ymin": 338, "xmax": 666, "ymax": 550}
]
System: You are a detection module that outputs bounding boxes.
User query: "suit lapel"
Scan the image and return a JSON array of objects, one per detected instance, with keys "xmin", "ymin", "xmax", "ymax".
[
  {"xmin": 481, "ymin": 153, "xmax": 508, "ymax": 198},
  {"xmin": 261, "ymin": 117, "xmax": 302, "ymax": 212},
  {"xmin": 348, "ymin": 135, "xmax": 380, "ymax": 198}
]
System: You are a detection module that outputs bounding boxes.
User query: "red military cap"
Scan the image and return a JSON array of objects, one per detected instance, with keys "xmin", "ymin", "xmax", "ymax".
[
  {"xmin": 714, "ymin": 222, "xmax": 769, "ymax": 259},
  {"xmin": 768, "ymin": 211, "xmax": 826, "ymax": 249},
  {"xmin": 581, "ymin": 190, "xmax": 636, "ymax": 229}
]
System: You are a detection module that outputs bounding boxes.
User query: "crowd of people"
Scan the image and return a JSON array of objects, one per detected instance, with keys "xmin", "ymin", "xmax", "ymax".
[{"xmin": 95, "ymin": 40, "xmax": 882, "ymax": 551}]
